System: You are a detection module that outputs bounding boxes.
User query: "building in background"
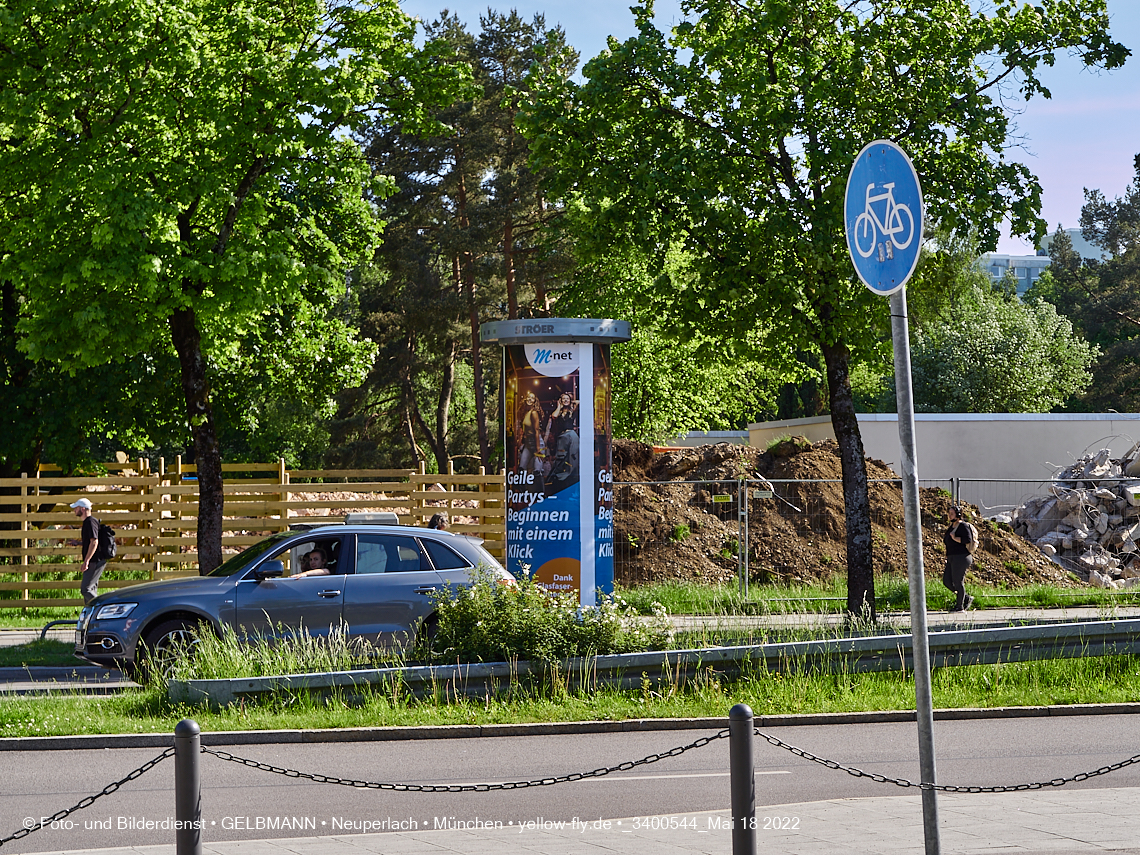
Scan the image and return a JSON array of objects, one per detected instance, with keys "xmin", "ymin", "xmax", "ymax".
[{"xmin": 980, "ymin": 228, "xmax": 1106, "ymax": 297}]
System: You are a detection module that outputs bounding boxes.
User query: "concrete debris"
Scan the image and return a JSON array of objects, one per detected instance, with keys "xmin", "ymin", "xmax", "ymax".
[{"xmin": 1013, "ymin": 448, "xmax": 1140, "ymax": 586}]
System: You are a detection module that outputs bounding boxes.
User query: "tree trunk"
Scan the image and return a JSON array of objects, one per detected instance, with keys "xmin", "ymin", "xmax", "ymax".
[
  {"xmin": 466, "ymin": 280, "xmax": 490, "ymax": 468},
  {"xmin": 820, "ymin": 335, "xmax": 875, "ymax": 621},
  {"xmin": 169, "ymin": 306, "xmax": 224, "ymax": 574},
  {"xmin": 434, "ymin": 337, "xmax": 457, "ymax": 471},
  {"xmin": 504, "ymin": 213, "xmax": 518, "ymax": 319},
  {"xmin": 454, "ymin": 168, "xmax": 490, "ymax": 468}
]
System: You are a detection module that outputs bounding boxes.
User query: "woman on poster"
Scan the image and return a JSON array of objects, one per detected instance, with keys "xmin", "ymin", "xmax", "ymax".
[
  {"xmin": 544, "ymin": 391, "xmax": 579, "ymax": 484},
  {"xmin": 516, "ymin": 391, "xmax": 545, "ymax": 474}
]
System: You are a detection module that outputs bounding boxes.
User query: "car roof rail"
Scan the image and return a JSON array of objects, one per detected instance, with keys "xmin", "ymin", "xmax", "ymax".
[{"xmin": 344, "ymin": 512, "xmax": 402, "ymax": 525}]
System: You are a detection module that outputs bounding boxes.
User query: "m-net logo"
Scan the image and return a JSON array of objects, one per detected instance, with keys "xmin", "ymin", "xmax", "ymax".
[
  {"xmin": 530, "ymin": 348, "xmax": 573, "ymax": 364},
  {"xmin": 527, "ymin": 343, "xmax": 580, "ymax": 376}
]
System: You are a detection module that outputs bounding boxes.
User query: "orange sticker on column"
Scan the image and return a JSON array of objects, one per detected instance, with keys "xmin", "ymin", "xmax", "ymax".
[{"xmin": 534, "ymin": 557, "xmax": 580, "ymax": 594}]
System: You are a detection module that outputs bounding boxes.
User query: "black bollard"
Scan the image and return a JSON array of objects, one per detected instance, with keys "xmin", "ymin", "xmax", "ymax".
[
  {"xmin": 174, "ymin": 718, "xmax": 202, "ymax": 855},
  {"xmin": 729, "ymin": 703, "xmax": 756, "ymax": 855}
]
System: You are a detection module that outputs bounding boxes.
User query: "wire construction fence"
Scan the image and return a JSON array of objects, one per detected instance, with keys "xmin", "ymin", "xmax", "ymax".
[{"xmin": 612, "ymin": 478, "xmax": 954, "ymax": 592}]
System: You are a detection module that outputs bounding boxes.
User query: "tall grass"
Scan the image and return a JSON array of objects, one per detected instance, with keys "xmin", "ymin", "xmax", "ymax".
[
  {"xmin": 170, "ymin": 624, "xmax": 400, "ymax": 682},
  {"xmin": 4, "ymin": 654, "xmax": 1140, "ymax": 738}
]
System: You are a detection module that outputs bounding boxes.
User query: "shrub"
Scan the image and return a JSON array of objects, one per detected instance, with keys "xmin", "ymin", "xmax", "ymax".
[{"xmin": 426, "ymin": 569, "xmax": 670, "ymax": 664}]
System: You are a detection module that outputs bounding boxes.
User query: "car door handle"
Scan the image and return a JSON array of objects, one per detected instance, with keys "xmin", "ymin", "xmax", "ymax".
[
  {"xmin": 413, "ymin": 586, "xmax": 438, "ymax": 595},
  {"xmin": 318, "ymin": 590, "xmax": 342, "ymax": 598}
]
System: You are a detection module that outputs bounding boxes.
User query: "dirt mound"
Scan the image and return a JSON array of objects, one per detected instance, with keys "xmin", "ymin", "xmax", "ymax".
[{"xmin": 613, "ymin": 438, "xmax": 1070, "ymax": 590}]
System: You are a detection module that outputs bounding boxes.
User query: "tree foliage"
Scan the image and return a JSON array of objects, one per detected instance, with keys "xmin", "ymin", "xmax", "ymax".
[
  {"xmin": 341, "ymin": 10, "xmax": 577, "ymax": 472},
  {"xmin": 520, "ymin": 0, "xmax": 1127, "ymax": 616},
  {"xmin": 0, "ymin": 0, "xmax": 463, "ymax": 567},
  {"xmin": 557, "ymin": 242, "xmax": 782, "ymax": 442},
  {"xmin": 1027, "ymin": 155, "xmax": 1140, "ymax": 412},
  {"xmin": 910, "ymin": 286, "xmax": 1095, "ymax": 413}
]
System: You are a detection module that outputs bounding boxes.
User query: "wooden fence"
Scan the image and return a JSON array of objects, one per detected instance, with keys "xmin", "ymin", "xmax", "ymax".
[{"xmin": 0, "ymin": 459, "xmax": 506, "ymax": 609}]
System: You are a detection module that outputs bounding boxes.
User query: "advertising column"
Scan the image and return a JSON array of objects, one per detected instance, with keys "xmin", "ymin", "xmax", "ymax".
[{"xmin": 480, "ymin": 319, "xmax": 631, "ymax": 606}]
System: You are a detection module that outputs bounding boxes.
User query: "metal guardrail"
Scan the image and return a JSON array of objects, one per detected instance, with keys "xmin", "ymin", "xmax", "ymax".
[{"xmin": 169, "ymin": 617, "xmax": 1140, "ymax": 706}]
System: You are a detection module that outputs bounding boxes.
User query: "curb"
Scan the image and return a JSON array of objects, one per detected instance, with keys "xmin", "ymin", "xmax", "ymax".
[{"xmin": 5, "ymin": 702, "xmax": 1140, "ymax": 752}]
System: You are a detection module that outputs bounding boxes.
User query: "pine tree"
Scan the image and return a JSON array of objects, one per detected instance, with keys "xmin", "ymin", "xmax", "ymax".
[{"xmin": 338, "ymin": 11, "xmax": 577, "ymax": 472}]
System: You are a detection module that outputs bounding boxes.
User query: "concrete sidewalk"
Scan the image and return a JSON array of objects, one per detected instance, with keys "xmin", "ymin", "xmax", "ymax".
[{"xmin": 27, "ymin": 788, "xmax": 1140, "ymax": 855}]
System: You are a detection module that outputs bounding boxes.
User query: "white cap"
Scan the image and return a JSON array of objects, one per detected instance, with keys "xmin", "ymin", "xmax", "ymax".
[{"xmin": 70, "ymin": 498, "xmax": 93, "ymax": 510}]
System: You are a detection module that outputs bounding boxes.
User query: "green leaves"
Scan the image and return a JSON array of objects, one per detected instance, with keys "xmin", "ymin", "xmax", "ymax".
[{"xmin": 0, "ymin": 0, "xmax": 462, "ymax": 363}]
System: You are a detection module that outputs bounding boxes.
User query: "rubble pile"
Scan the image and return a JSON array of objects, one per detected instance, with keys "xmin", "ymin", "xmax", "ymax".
[{"xmin": 1012, "ymin": 448, "xmax": 1140, "ymax": 588}]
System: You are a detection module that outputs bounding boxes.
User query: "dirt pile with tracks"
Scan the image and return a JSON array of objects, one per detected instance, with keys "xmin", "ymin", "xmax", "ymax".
[{"xmin": 612, "ymin": 438, "xmax": 1071, "ymax": 589}]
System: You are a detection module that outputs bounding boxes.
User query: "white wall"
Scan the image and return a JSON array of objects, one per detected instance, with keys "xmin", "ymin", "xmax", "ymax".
[{"xmin": 748, "ymin": 414, "xmax": 1140, "ymax": 515}]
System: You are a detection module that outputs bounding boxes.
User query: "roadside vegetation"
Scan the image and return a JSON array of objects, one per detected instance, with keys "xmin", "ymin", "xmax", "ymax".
[
  {"xmin": 616, "ymin": 578, "xmax": 1140, "ymax": 617},
  {"xmin": 5, "ymin": 577, "xmax": 1140, "ymax": 634},
  {"xmin": 5, "ymin": 572, "xmax": 1140, "ymax": 738},
  {"xmin": 3, "ymin": 653, "xmax": 1140, "ymax": 738}
]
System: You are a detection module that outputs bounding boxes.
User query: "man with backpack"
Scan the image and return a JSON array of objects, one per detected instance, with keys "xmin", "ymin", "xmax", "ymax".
[
  {"xmin": 71, "ymin": 497, "xmax": 107, "ymax": 604},
  {"xmin": 944, "ymin": 504, "xmax": 976, "ymax": 612}
]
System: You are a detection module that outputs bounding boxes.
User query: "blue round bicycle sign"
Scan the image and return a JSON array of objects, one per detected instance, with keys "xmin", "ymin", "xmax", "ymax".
[{"xmin": 844, "ymin": 140, "xmax": 924, "ymax": 296}]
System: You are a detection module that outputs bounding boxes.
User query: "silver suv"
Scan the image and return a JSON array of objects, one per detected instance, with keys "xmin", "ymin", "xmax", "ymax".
[{"xmin": 74, "ymin": 524, "xmax": 513, "ymax": 677}]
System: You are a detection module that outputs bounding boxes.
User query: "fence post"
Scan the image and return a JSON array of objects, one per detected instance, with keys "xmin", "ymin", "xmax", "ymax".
[
  {"xmin": 278, "ymin": 458, "xmax": 290, "ymax": 533},
  {"xmin": 740, "ymin": 481, "xmax": 749, "ymax": 598},
  {"xmin": 729, "ymin": 703, "xmax": 756, "ymax": 855},
  {"xmin": 174, "ymin": 718, "xmax": 202, "ymax": 855},
  {"xmin": 20, "ymin": 472, "xmax": 29, "ymax": 610}
]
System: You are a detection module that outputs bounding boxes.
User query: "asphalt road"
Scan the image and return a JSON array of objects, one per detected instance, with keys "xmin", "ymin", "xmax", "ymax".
[{"xmin": 4, "ymin": 714, "xmax": 1140, "ymax": 854}]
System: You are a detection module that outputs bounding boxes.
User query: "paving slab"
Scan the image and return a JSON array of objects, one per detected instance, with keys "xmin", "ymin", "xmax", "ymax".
[{"xmin": 14, "ymin": 788, "xmax": 1140, "ymax": 855}]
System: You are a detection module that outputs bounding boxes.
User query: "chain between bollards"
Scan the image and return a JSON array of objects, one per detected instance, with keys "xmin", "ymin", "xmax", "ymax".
[
  {"xmin": 729, "ymin": 703, "xmax": 756, "ymax": 855},
  {"xmin": 174, "ymin": 719, "xmax": 202, "ymax": 855}
]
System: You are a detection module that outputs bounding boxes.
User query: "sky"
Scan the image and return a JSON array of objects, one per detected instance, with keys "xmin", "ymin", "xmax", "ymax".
[{"xmin": 400, "ymin": 1, "xmax": 1140, "ymax": 255}]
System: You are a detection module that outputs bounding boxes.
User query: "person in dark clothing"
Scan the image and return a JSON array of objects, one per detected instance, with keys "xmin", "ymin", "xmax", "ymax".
[
  {"xmin": 71, "ymin": 497, "xmax": 106, "ymax": 605},
  {"xmin": 427, "ymin": 513, "xmax": 448, "ymax": 530},
  {"xmin": 544, "ymin": 392, "xmax": 579, "ymax": 482},
  {"xmin": 943, "ymin": 504, "xmax": 974, "ymax": 612}
]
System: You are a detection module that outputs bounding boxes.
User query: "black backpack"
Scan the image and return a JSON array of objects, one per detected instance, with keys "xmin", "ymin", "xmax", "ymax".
[{"xmin": 96, "ymin": 522, "xmax": 117, "ymax": 560}]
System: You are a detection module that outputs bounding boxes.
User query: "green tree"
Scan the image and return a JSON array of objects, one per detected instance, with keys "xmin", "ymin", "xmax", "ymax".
[
  {"xmin": 0, "ymin": 0, "xmax": 463, "ymax": 569},
  {"xmin": 1, "ymin": 277, "xmax": 186, "ymax": 477},
  {"xmin": 1027, "ymin": 156, "xmax": 1140, "ymax": 412},
  {"xmin": 521, "ymin": 0, "xmax": 1127, "ymax": 617},
  {"xmin": 346, "ymin": 10, "xmax": 576, "ymax": 472},
  {"xmin": 558, "ymin": 242, "xmax": 782, "ymax": 442},
  {"xmin": 904, "ymin": 285, "xmax": 1096, "ymax": 413}
]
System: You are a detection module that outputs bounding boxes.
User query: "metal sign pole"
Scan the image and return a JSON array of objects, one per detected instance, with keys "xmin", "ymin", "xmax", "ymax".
[
  {"xmin": 845, "ymin": 138, "xmax": 940, "ymax": 855},
  {"xmin": 891, "ymin": 288, "xmax": 941, "ymax": 855}
]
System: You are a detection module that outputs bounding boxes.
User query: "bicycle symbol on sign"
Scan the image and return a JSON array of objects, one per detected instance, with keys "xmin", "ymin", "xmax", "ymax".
[{"xmin": 853, "ymin": 182, "xmax": 915, "ymax": 260}]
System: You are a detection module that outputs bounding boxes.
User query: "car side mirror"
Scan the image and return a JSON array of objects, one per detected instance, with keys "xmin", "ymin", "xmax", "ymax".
[{"xmin": 254, "ymin": 560, "xmax": 285, "ymax": 581}]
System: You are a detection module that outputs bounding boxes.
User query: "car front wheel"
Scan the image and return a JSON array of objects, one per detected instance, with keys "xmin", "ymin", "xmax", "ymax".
[{"xmin": 137, "ymin": 619, "xmax": 201, "ymax": 681}]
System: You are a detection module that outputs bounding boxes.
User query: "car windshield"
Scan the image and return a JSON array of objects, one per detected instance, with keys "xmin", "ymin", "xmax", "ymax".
[{"xmin": 207, "ymin": 533, "xmax": 293, "ymax": 577}]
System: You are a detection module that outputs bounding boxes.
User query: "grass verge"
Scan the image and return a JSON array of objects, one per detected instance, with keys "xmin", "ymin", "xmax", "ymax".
[
  {"xmin": 0, "ymin": 640, "xmax": 77, "ymax": 668},
  {"xmin": 3, "ymin": 653, "xmax": 1140, "ymax": 738},
  {"xmin": 616, "ymin": 578, "xmax": 1140, "ymax": 616}
]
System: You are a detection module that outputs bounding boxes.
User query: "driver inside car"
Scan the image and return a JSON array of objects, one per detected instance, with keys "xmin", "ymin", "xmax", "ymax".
[{"xmin": 287, "ymin": 545, "xmax": 333, "ymax": 578}]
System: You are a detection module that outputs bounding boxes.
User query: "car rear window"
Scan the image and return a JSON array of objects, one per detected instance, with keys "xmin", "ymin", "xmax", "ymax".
[
  {"xmin": 422, "ymin": 538, "xmax": 472, "ymax": 571},
  {"xmin": 355, "ymin": 534, "xmax": 428, "ymax": 574}
]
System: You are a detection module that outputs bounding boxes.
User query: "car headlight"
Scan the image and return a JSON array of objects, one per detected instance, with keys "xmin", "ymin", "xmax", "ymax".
[{"xmin": 95, "ymin": 603, "xmax": 138, "ymax": 620}]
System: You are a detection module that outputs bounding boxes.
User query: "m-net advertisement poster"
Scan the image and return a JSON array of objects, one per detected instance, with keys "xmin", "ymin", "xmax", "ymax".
[{"xmin": 504, "ymin": 342, "xmax": 614, "ymax": 604}]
